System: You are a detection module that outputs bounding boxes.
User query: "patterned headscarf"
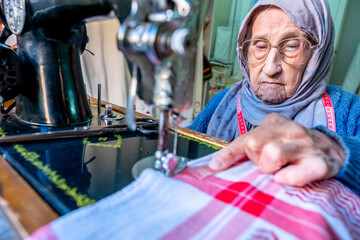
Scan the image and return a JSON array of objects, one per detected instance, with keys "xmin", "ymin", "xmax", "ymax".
[{"xmin": 207, "ymin": 0, "xmax": 335, "ymax": 141}]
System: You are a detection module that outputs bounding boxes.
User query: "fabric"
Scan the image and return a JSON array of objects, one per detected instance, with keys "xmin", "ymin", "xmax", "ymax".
[
  {"xmin": 207, "ymin": 0, "xmax": 335, "ymax": 141},
  {"xmin": 29, "ymin": 155, "xmax": 360, "ymax": 240},
  {"xmin": 213, "ymin": 26, "xmax": 233, "ymax": 63},
  {"xmin": 0, "ymin": 207, "xmax": 21, "ymax": 240},
  {"xmin": 188, "ymin": 85, "xmax": 360, "ymax": 196}
]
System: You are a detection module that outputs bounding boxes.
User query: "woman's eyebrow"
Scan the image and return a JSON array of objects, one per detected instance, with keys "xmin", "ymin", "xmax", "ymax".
[
  {"xmin": 251, "ymin": 31, "xmax": 307, "ymax": 40},
  {"xmin": 280, "ymin": 31, "xmax": 307, "ymax": 39},
  {"xmin": 251, "ymin": 33, "xmax": 268, "ymax": 39}
]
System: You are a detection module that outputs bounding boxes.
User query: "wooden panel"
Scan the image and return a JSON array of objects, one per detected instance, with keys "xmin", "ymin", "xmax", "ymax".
[
  {"xmin": 0, "ymin": 156, "xmax": 58, "ymax": 234},
  {"xmin": 177, "ymin": 127, "xmax": 229, "ymax": 148}
]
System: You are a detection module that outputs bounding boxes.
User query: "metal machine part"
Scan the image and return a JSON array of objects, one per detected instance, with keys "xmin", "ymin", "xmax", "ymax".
[
  {"xmin": 100, "ymin": 104, "xmax": 124, "ymax": 121},
  {"xmin": 118, "ymin": 0, "xmax": 207, "ymax": 111},
  {"xmin": 3, "ymin": 0, "xmax": 26, "ymax": 35},
  {"xmin": 0, "ymin": 118, "xmax": 158, "ymax": 144},
  {"xmin": 118, "ymin": 0, "xmax": 210, "ymax": 174},
  {"xmin": 0, "ymin": 43, "xmax": 20, "ymax": 104},
  {"xmin": 132, "ymin": 153, "xmax": 188, "ymax": 178},
  {"xmin": 126, "ymin": 65, "xmax": 139, "ymax": 131}
]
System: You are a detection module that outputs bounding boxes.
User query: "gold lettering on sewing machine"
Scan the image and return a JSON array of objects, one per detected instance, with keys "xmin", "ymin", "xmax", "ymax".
[
  {"xmin": 83, "ymin": 134, "xmax": 122, "ymax": 148},
  {"xmin": 0, "ymin": 128, "xmax": 7, "ymax": 137},
  {"xmin": 12, "ymin": 143, "xmax": 96, "ymax": 207}
]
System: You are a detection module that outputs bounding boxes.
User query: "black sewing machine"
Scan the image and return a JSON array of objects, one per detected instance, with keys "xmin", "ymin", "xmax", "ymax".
[{"xmin": 0, "ymin": 0, "xmax": 214, "ymax": 217}]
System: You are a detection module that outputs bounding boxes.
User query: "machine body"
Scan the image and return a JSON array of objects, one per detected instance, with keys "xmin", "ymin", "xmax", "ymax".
[
  {"xmin": 0, "ymin": 0, "xmax": 131, "ymax": 125},
  {"xmin": 0, "ymin": 0, "xmax": 209, "ymax": 174}
]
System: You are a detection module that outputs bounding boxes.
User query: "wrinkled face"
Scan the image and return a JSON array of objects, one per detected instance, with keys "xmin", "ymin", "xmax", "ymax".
[{"xmin": 249, "ymin": 8, "xmax": 308, "ymax": 105}]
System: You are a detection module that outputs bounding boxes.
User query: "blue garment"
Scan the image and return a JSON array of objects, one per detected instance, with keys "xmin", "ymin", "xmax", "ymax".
[{"xmin": 188, "ymin": 85, "xmax": 360, "ymax": 196}]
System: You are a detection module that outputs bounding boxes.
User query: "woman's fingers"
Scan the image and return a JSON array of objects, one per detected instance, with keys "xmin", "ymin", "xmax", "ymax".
[
  {"xmin": 209, "ymin": 114, "xmax": 296, "ymax": 171},
  {"xmin": 257, "ymin": 141, "xmax": 300, "ymax": 174},
  {"xmin": 209, "ymin": 113, "xmax": 345, "ymax": 188},
  {"xmin": 274, "ymin": 157, "xmax": 328, "ymax": 186},
  {"xmin": 209, "ymin": 136, "xmax": 246, "ymax": 170}
]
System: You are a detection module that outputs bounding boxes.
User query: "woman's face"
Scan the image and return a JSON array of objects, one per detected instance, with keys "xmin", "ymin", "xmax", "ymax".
[{"xmin": 249, "ymin": 8, "xmax": 308, "ymax": 105}]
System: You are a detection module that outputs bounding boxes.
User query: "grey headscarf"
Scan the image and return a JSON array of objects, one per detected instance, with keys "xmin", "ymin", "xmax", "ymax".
[{"xmin": 207, "ymin": 0, "xmax": 335, "ymax": 142}]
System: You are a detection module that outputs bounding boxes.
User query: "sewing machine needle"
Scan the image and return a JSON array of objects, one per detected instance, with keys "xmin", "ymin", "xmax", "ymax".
[
  {"xmin": 172, "ymin": 113, "xmax": 178, "ymax": 156},
  {"xmin": 155, "ymin": 109, "xmax": 169, "ymax": 170},
  {"xmin": 157, "ymin": 109, "xmax": 169, "ymax": 153}
]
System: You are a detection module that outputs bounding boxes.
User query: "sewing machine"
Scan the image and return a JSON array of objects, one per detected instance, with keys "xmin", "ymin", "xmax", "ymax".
[
  {"xmin": 0, "ymin": 0, "xmax": 210, "ymax": 173},
  {"xmin": 0, "ymin": 0, "xmax": 229, "ymax": 235}
]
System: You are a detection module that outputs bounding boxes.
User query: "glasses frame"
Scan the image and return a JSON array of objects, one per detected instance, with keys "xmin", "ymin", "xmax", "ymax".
[{"xmin": 239, "ymin": 37, "xmax": 318, "ymax": 66}]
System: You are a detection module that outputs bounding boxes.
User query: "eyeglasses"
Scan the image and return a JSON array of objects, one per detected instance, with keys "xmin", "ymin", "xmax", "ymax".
[{"xmin": 239, "ymin": 37, "xmax": 317, "ymax": 66}]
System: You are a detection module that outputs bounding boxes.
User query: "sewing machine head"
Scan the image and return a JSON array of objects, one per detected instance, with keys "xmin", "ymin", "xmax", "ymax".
[
  {"xmin": 118, "ymin": 0, "xmax": 210, "ymax": 171},
  {"xmin": 118, "ymin": 0, "xmax": 205, "ymax": 112},
  {"xmin": 0, "ymin": 0, "xmax": 209, "ymax": 174}
]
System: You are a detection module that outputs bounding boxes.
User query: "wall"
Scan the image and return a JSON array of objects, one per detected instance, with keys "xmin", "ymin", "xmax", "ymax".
[
  {"xmin": 329, "ymin": 0, "xmax": 360, "ymax": 86},
  {"xmin": 205, "ymin": 0, "xmax": 233, "ymax": 57}
]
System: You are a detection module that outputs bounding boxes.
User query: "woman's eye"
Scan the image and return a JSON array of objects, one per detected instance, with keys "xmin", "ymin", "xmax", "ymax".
[
  {"xmin": 286, "ymin": 45, "xmax": 299, "ymax": 50},
  {"xmin": 254, "ymin": 42, "xmax": 268, "ymax": 50},
  {"xmin": 283, "ymin": 41, "xmax": 301, "ymax": 51}
]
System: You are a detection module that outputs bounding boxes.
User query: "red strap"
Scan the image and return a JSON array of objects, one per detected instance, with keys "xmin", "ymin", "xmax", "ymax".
[
  {"xmin": 322, "ymin": 91, "xmax": 336, "ymax": 132},
  {"xmin": 237, "ymin": 91, "xmax": 336, "ymax": 136},
  {"xmin": 236, "ymin": 94, "xmax": 248, "ymax": 136}
]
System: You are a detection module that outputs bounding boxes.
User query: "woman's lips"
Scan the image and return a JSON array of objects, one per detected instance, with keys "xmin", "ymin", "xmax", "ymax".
[{"xmin": 261, "ymin": 81, "xmax": 283, "ymax": 85}]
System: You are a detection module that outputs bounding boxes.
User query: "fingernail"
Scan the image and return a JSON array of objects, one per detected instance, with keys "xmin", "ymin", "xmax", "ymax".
[{"xmin": 209, "ymin": 156, "xmax": 223, "ymax": 170}]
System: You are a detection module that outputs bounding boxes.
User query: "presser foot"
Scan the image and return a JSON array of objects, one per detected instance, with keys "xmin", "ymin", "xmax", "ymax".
[
  {"xmin": 131, "ymin": 151, "xmax": 189, "ymax": 179},
  {"xmin": 154, "ymin": 150, "xmax": 188, "ymax": 176}
]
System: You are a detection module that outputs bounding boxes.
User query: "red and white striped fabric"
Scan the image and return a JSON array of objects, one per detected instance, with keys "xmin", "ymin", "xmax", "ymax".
[{"xmin": 29, "ymin": 155, "xmax": 360, "ymax": 240}]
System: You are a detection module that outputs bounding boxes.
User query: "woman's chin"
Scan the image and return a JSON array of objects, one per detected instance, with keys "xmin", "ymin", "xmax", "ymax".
[{"xmin": 256, "ymin": 93, "xmax": 287, "ymax": 105}]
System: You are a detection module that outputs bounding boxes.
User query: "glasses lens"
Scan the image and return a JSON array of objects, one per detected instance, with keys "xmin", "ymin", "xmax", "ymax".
[
  {"xmin": 278, "ymin": 38, "xmax": 311, "ymax": 65},
  {"xmin": 241, "ymin": 38, "xmax": 313, "ymax": 65},
  {"xmin": 241, "ymin": 39, "xmax": 269, "ymax": 64}
]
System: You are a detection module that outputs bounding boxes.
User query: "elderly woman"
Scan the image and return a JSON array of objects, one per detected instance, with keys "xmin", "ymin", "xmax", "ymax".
[{"xmin": 189, "ymin": 0, "xmax": 360, "ymax": 195}]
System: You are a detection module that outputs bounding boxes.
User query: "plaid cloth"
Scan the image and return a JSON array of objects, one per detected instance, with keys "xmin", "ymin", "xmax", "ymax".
[{"xmin": 29, "ymin": 154, "xmax": 360, "ymax": 240}]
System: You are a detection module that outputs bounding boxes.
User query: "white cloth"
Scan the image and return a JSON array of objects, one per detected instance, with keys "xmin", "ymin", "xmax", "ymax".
[{"xmin": 29, "ymin": 154, "xmax": 360, "ymax": 240}]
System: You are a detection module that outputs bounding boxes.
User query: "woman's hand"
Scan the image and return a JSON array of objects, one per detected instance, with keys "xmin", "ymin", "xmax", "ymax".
[{"xmin": 209, "ymin": 113, "xmax": 346, "ymax": 186}]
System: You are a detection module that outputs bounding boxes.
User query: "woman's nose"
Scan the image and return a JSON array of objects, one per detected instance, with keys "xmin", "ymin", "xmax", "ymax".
[{"xmin": 262, "ymin": 48, "xmax": 282, "ymax": 76}]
